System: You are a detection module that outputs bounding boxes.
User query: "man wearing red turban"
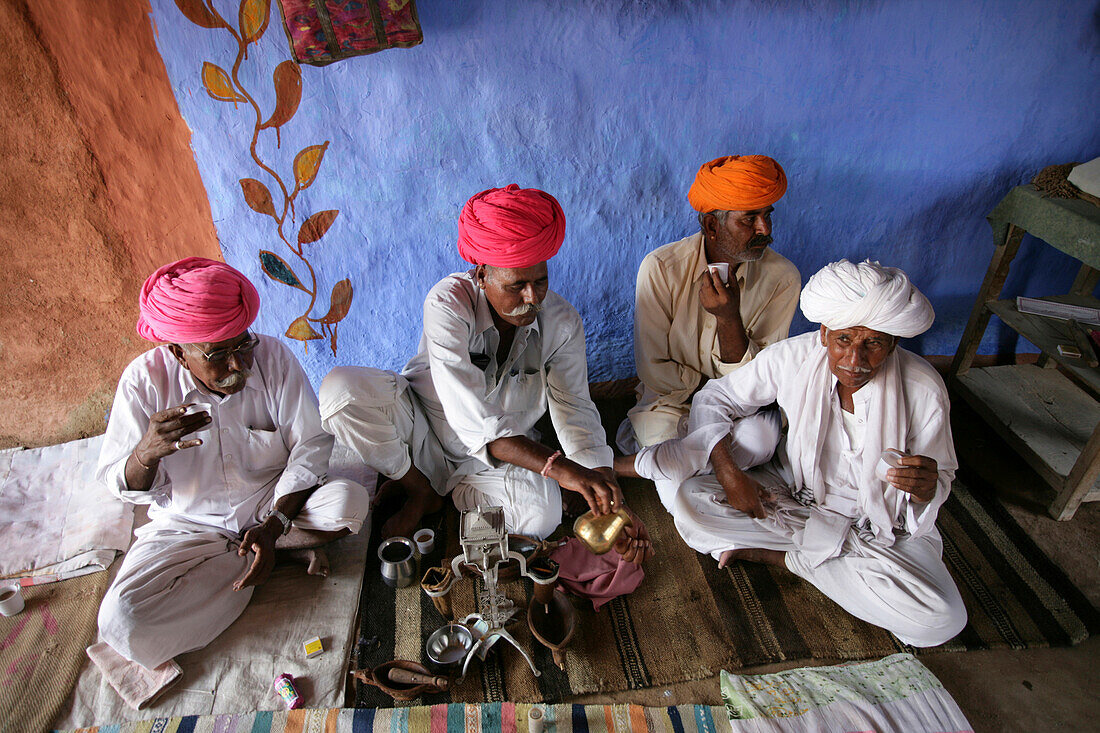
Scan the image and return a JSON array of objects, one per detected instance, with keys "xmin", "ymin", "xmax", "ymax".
[
  {"xmin": 321, "ymin": 186, "xmax": 652, "ymax": 564},
  {"xmin": 618, "ymin": 155, "xmax": 802, "ymax": 470},
  {"xmin": 91, "ymin": 257, "xmax": 369, "ymax": 708}
]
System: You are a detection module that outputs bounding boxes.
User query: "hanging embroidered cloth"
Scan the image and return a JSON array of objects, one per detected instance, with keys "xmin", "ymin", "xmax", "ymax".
[{"xmin": 277, "ymin": 0, "xmax": 422, "ymax": 66}]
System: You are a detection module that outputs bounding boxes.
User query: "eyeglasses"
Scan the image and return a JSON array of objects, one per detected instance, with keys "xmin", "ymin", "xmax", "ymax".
[{"xmin": 196, "ymin": 334, "xmax": 260, "ymax": 363}]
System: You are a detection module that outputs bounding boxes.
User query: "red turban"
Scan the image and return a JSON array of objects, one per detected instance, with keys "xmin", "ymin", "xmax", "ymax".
[
  {"xmin": 457, "ymin": 184, "xmax": 565, "ymax": 268},
  {"xmin": 137, "ymin": 257, "xmax": 261, "ymax": 343},
  {"xmin": 687, "ymin": 155, "xmax": 788, "ymax": 212}
]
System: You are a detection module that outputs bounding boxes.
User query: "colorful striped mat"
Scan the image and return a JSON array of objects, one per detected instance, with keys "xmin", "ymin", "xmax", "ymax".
[{"xmin": 60, "ymin": 703, "xmax": 728, "ymax": 732}]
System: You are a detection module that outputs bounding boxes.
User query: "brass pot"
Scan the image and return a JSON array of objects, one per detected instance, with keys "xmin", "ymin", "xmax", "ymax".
[{"xmin": 572, "ymin": 507, "xmax": 632, "ymax": 554}]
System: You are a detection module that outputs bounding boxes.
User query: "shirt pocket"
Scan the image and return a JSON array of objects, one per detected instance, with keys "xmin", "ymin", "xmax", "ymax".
[
  {"xmin": 499, "ymin": 367, "xmax": 546, "ymax": 416},
  {"xmin": 243, "ymin": 426, "xmax": 289, "ymax": 472}
]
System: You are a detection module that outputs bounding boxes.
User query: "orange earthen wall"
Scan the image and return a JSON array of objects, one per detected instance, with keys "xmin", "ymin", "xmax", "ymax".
[{"xmin": 0, "ymin": 0, "xmax": 221, "ymax": 448}]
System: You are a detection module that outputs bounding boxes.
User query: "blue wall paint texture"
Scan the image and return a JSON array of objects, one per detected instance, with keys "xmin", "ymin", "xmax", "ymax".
[{"xmin": 147, "ymin": 0, "xmax": 1100, "ymax": 387}]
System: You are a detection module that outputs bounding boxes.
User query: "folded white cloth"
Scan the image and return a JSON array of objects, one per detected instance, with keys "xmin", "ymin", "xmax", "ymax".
[{"xmin": 86, "ymin": 641, "xmax": 182, "ymax": 710}]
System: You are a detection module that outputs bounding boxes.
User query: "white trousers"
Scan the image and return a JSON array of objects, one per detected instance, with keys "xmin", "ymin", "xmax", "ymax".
[
  {"xmin": 98, "ymin": 478, "xmax": 368, "ymax": 669},
  {"xmin": 320, "ymin": 367, "xmax": 562, "ymax": 539},
  {"xmin": 670, "ymin": 466, "xmax": 967, "ymax": 647}
]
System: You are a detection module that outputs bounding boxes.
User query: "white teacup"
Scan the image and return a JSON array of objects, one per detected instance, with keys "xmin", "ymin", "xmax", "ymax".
[{"xmin": 707, "ymin": 262, "xmax": 730, "ymax": 284}]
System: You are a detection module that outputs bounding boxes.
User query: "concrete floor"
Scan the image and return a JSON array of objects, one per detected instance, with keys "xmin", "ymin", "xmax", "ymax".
[{"xmin": 573, "ymin": 395, "xmax": 1100, "ymax": 732}]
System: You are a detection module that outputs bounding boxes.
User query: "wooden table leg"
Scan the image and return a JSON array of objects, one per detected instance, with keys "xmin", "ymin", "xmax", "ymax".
[
  {"xmin": 1070, "ymin": 263, "xmax": 1099, "ymax": 297},
  {"xmin": 1050, "ymin": 422, "xmax": 1100, "ymax": 521},
  {"xmin": 949, "ymin": 224, "xmax": 1025, "ymax": 378}
]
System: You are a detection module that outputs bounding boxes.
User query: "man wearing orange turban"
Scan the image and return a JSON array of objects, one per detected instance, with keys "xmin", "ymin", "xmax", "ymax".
[
  {"xmin": 91, "ymin": 258, "xmax": 369, "ymax": 708},
  {"xmin": 618, "ymin": 155, "xmax": 802, "ymax": 464},
  {"xmin": 321, "ymin": 186, "xmax": 652, "ymax": 565}
]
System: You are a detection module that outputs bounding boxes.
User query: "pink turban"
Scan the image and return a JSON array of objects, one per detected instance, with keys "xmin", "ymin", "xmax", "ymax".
[
  {"xmin": 457, "ymin": 184, "xmax": 565, "ymax": 268},
  {"xmin": 687, "ymin": 155, "xmax": 788, "ymax": 212},
  {"xmin": 137, "ymin": 257, "xmax": 260, "ymax": 343}
]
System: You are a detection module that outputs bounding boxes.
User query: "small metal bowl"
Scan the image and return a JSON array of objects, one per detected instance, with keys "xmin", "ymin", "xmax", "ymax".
[{"xmin": 425, "ymin": 623, "xmax": 474, "ymax": 669}]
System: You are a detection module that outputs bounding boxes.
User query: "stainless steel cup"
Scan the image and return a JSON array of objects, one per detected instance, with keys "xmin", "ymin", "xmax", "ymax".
[{"xmin": 378, "ymin": 536, "xmax": 417, "ymax": 588}]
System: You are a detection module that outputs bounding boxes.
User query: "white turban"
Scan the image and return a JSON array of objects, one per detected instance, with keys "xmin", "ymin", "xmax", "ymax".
[{"xmin": 800, "ymin": 259, "xmax": 934, "ymax": 338}]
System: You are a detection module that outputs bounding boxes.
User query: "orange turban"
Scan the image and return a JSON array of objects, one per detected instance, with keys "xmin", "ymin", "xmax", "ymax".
[
  {"xmin": 457, "ymin": 184, "xmax": 565, "ymax": 268},
  {"xmin": 687, "ymin": 155, "xmax": 788, "ymax": 212}
]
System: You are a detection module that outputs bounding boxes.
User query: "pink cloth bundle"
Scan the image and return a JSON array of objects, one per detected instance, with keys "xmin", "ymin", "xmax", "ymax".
[{"xmin": 550, "ymin": 538, "xmax": 644, "ymax": 611}]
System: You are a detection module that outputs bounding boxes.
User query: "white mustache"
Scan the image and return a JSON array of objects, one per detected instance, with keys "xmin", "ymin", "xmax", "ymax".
[
  {"xmin": 503, "ymin": 302, "xmax": 542, "ymax": 317},
  {"xmin": 838, "ymin": 365, "xmax": 872, "ymax": 374},
  {"xmin": 214, "ymin": 369, "xmax": 252, "ymax": 389}
]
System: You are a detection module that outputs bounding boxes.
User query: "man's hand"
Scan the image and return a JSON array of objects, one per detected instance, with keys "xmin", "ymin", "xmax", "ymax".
[
  {"xmin": 233, "ymin": 520, "xmax": 281, "ymax": 591},
  {"xmin": 550, "ymin": 461, "xmax": 617, "ymax": 515},
  {"xmin": 715, "ymin": 462, "xmax": 767, "ymax": 519},
  {"xmin": 887, "ymin": 454, "xmax": 938, "ymax": 504},
  {"xmin": 699, "ymin": 269, "xmax": 741, "ymax": 323},
  {"xmin": 612, "ymin": 506, "xmax": 655, "ymax": 565},
  {"xmin": 133, "ymin": 403, "xmax": 211, "ymax": 465}
]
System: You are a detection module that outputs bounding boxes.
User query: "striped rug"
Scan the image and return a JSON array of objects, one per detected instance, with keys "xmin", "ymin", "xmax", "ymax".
[
  {"xmin": 355, "ymin": 473, "xmax": 1099, "ymax": 706},
  {"xmin": 59, "ymin": 702, "xmax": 727, "ymax": 732}
]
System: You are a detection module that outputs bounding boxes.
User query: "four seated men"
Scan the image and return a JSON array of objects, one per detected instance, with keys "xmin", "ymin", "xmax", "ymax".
[{"xmin": 89, "ymin": 175, "xmax": 971, "ymax": 708}]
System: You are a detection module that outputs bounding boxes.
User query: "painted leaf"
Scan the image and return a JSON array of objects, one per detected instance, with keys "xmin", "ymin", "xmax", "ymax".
[
  {"xmin": 239, "ymin": 178, "xmax": 277, "ymax": 217},
  {"xmin": 239, "ymin": 0, "xmax": 271, "ymax": 44},
  {"xmin": 293, "ymin": 142, "xmax": 330, "ymax": 190},
  {"xmin": 201, "ymin": 62, "xmax": 245, "ymax": 103},
  {"xmin": 258, "ymin": 250, "xmax": 307, "ymax": 291},
  {"xmin": 174, "ymin": 0, "xmax": 223, "ymax": 29},
  {"xmin": 260, "ymin": 61, "xmax": 302, "ymax": 129},
  {"xmin": 298, "ymin": 210, "xmax": 339, "ymax": 244},
  {"xmin": 286, "ymin": 316, "xmax": 323, "ymax": 341},
  {"xmin": 319, "ymin": 279, "xmax": 353, "ymax": 323}
]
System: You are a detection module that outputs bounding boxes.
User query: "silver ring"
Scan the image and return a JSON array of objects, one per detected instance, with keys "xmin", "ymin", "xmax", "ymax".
[{"xmin": 173, "ymin": 439, "xmax": 184, "ymax": 451}]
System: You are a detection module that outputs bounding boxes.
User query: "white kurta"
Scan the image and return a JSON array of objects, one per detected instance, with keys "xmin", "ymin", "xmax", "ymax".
[
  {"xmin": 320, "ymin": 271, "xmax": 613, "ymax": 539},
  {"xmin": 96, "ymin": 336, "xmax": 369, "ymax": 669},
  {"xmin": 625, "ymin": 233, "xmax": 800, "ymax": 448},
  {"xmin": 636, "ymin": 331, "xmax": 966, "ymax": 647}
]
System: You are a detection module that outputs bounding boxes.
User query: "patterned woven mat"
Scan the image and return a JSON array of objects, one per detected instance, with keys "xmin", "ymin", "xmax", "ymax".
[
  {"xmin": 354, "ymin": 472, "xmax": 1099, "ymax": 706},
  {"xmin": 54, "ymin": 702, "xmax": 726, "ymax": 732},
  {"xmin": 0, "ymin": 570, "xmax": 108, "ymax": 733}
]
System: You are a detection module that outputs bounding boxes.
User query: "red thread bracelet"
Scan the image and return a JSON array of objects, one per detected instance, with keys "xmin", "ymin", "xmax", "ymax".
[{"xmin": 540, "ymin": 450, "xmax": 562, "ymax": 477}]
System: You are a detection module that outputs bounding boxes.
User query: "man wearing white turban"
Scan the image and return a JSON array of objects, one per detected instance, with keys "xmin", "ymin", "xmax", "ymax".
[{"xmin": 616, "ymin": 260, "xmax": 966, "ymax": 647}]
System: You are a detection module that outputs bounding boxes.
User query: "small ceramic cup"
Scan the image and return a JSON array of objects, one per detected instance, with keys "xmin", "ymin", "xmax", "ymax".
[
  {"xmin": 707, "ymin": 262, "xmax": 730, "ymax": 284},
  {"xmin": 0, "ymin": 581, "xmax": 25, "ymax": 617},
  {"xmin": 413, "ymin": 528, "xmax": 435, "ymax": 555}
]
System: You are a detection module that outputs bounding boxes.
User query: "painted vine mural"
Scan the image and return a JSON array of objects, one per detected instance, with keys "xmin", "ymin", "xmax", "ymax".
[{"xmin": 174, "ymin": 0, "xmax": 352, "ymax": 355}]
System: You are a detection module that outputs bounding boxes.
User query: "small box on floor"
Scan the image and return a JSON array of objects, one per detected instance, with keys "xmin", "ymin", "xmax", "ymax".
[{"xmin": 303, "ymin": 636, "xmax": 324, "ymax": 658}]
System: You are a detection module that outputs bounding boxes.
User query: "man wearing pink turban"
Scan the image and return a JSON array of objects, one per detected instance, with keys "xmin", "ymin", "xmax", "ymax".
[
  {"xmin": 91, "ymin": 258, "xmax": 369, "ymax": 708},
  {"xmin": 619, "ymin": 155, "xmax": 802, "ymax": 461},
  {"xmin": 321, "ymin": 186, "xmax": 652, "ymax": 564}
]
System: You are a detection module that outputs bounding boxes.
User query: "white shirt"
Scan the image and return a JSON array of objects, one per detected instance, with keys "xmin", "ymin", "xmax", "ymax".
[
  {"xmin": 403, "ymin": 271, "xmax": 613, "ymax": 485},
  {"xmin": 629, "ymin": 233, "xmax": 800, "ymax": 445},
  {"xmin": 97, "ymin": 335, "xmax": 333, "ymax": 534},
  {"xmin": 686, "ymin": 332, "xmax": 956, "ymax": 541}
]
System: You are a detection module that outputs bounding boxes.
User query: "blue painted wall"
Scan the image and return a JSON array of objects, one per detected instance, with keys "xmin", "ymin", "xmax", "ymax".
[{"xmin": 147, "ymin": 0, "xmax": 1100, "ymax": 385}]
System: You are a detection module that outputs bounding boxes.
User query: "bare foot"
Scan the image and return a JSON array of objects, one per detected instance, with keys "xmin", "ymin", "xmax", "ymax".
[
  {"xmin": 281, "ymin": 547, "xmax": 330, "ymax": 577},
  {"xmin": 376, "ymin": 479, "xmax": 443, "ymax": 540},
  {"xmin": 718, "ymin": 547, "xmax": 785, "ymax": 569}
]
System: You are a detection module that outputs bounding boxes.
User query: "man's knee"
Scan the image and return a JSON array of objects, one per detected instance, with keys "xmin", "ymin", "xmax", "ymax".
[
  {"xmin": 322, "ymin": 364, "xmax": 403, "ymax": 410},
  {"xmin": 894, "ymin": 585, "xmax": 968, "ymax": 648},
  {"xmin": 727, "ymin": 410, "xmax": 781, "ymax": 469},
  {"xmin": 303, "ymin": 478, "xmax": 371, "ymax": 535},
  {"xmin": 503, "ymin": 488, "xmax": 562, "ymax": 540}
]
